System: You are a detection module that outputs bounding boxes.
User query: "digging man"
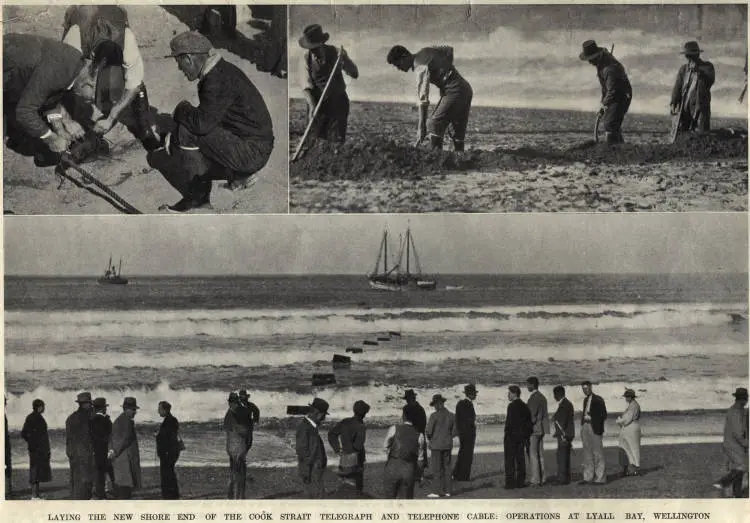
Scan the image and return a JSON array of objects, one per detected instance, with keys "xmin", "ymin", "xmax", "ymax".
[{"xmin": 387, "ymin": 45, "xmax": 473, "ymax": 152}]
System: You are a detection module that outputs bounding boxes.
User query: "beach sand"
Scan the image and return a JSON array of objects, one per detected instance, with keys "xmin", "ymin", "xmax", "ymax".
[
  {"xmin": 6, "ymin": 443, "xmax": 738, "ymax": 500},
  {"xmin": 2, "ymin": 6, "xmax": 288, "ymax": 215}
]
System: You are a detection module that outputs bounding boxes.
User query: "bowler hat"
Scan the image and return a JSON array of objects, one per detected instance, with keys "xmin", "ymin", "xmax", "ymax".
[
  {"xmin": 681, "ymin": 41, "xmax": 703, "ymax": 55},
  {"xmin": 464, "ymin": 384, "xmax": 478, "ymax": 395},
  {"xmin": 623, "ymin": 389, "xmax": 637, "ymax": 398},
  {"xmin": 310, "ymin": 397, "xmax": 330, "ymax": 414},
  {"xmin": 299, "ymin": 24, "xmax": 329, "ymax": 49},
  {"xmin": 732, "ymin": 387, "xmax": 748, "ymax": 400},
  {"xmin": 76, "ymin": 392, "xmax": 93, "ymax": 404},
  {"xmin": 403, "ymin": 389, "xmax": 417, "ymax": 400},
  {"xmin": 164, "ymin": 31, "xmax": 213, "ymax": 58},
  {"xmin": 353, "ymin": 400, "xmax": 371, "ymax": 417},
  {"xmin": 579, "ymin": 40, "xmax": 604, "ymax": 61},
  {"xmin": 93, "ymin": 397, "xmax": 108, "ymax": 409},
  {"xmin": 429, "ymin": 394, "xmax": 446, "ymax": 406},
  {"xmin": 122, "ymin": 397, "xmax": 140, "ymax": 410}
]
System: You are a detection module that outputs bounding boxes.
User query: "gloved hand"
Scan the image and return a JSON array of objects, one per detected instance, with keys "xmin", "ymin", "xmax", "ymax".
[{"xmin": 44, "ymin": 133, "xmax": 70, "ymax": 153}]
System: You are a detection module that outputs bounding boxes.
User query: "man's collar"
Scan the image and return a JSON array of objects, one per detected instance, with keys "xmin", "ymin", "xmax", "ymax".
[
  {"xmin": 199, "ymin": 53, "xmax": 221, "ymax": 79},
  {"xmin": 305, "ymin": 415, "xmax": 318, "ymax": 429}
]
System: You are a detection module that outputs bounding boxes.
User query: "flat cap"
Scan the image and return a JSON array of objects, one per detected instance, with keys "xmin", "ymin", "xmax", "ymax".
[{"xmin": 165, "ymin": 31, "xmax": 213, "ymax": 58}]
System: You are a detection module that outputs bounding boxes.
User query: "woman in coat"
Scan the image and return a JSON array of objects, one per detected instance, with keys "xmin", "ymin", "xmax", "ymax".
[
  {"xmin": 616, "ymin": 389, "xmax": 642, "ymax": 477},
  {"xmin": 108, "ymin": 397, "xmax": 142, "ymax": 499},
  {"xmin": 21, "ymin": 399, "xmax": 52, "ymax": 499}
]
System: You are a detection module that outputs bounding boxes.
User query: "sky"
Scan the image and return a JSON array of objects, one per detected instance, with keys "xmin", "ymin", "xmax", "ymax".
[
  {"xmin": 3, "ymin": 214, "xmax": 746, "ymax": 276},
  {"xmin": 289, "ymin": 4, "xmax": 748, "ymax": 118}
]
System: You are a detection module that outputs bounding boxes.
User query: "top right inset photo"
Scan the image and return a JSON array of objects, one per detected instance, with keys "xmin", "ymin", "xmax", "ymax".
[{"xmin": 289, "ymin": 4, "xmax": 747, "ymax": 213}]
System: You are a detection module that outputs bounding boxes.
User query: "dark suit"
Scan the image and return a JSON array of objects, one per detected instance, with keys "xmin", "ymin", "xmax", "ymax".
[
  {"xmin": 403, "ymin": 402, "xmax": 428, "ymax": 466},
  {"xmin": 4, "ymin": 415, "xmax": 11, "ymax": 495},
  {"xmin": 504, "ymin": 399, "xmax": 532, "ymax": 489},
  {"xmin": 581, "ymin": 393, "xmax": 607, "ymax": 483},
  {"xmin": 89, "ymin": 413, "xmax": 113, "ymax": 499},
  {"xmin": 552, "ymin": 397, "xmax": 575, "ymax": 484},
  {"xmin": 21, "ymin": 411, "xmax": 51, "ymax": 484},
  {"xmin": 65, "ymin": 408, "xmax": 95, "ymax": 499},
  {"xmin": 295, "ymin": 417, "xmax": 327, "ymax": 499},
  {"xmin": 156, "ymin": 414, "xmax": 181, "ymax": 499},
  {"xmin": 452, "ymin": 398, "xmax": 476, "ymax": 481},
  {"xmin": 327, "ymin": 416, "xmax": 366, "ymax": 493}
]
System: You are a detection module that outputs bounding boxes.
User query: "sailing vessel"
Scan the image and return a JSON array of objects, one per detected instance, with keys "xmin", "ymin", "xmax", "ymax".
[
  {"xmin": 367, "ymin": 227, "xmax": 437, "ymax": 291},
  {"xmin": 97, "ymin": 255, "xmax": 128, "ymax": 285}
]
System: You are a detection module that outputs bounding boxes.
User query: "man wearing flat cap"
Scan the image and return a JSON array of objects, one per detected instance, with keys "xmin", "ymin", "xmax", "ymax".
[
  {"xmin": 299, "ymin": 24, "xmax": 359, "ymax": 143},
  {"xmin": 713, "ymin": 387, "xmax": 748, "ymax": 497},
  {"xmin": 153, "ymin": 30, "xmax": 275, "ymax": 212},
  {"xmin": 453, "ymin": 384, "xmax": 477, "ymax": 482},
  {"xmin": 295, "ymin": 397, "xmax": 329, "ymax": 498},
  {"xmin": 65, "ymin": 391, "xmax": 95, "ymax": 499},
  {"xmin": 579, "ymin": 39, "xmax": 632, "ymax": 144},
  {"xmin": 425, "ymin": 393, "xmax": 456, "ymax": 497},
  {"xmin": 108, "ymin": 397, "xmax": 142, "ymax": 499},
  {"xmin": 90, "ymin": 397, "xmax": 113, "ymax": 499},
  {"xmin": 670, "ymin": 41, "xmax": 715, "ymax": 137},
  {"xmin": 328, "ymin": 400, "xmax": 370, "ymax": 495}
]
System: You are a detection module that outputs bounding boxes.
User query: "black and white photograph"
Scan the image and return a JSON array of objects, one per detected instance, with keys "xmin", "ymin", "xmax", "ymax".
[
  {"xmin": 3, "ymin": 213, "xmax": 747, "ymax": 501},
  {"xmin": 3, "ymin": 5, "xmax": 288, "ymax": 215},
  {"xmin": 289, "ymin": 4, "xmax": 747, "ymax": 213}
]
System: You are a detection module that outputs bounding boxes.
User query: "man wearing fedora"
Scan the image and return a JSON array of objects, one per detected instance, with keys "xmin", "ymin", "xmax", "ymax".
[
  {"xmin": 425, "ymin": 393, "xmax": 456, "ymax": 497},
  {"xmin": 670, "ymin": 41, "xmax": 715, "ymax": 136},
  {"xmin": 65, "ymin": 391, "xmax": 95, "ymax": 499},
  {"xmin": 295, "ymin": 397, "xmax": 330, "ymax": 498},
  {"xmin": 387, "ymin": 44, "xmax": 473, "ymax": 152},
  {"xmin": 402, "ymin": 389, "xmax": 428, "ymax": 471},
  {"xmin": 299, "ymin": 24, "xmax": 359, "ymax": 143},
  {"xmin": 108, "ymin": 397, "xmax": 142, "ymax": 499},
  {"xmin": 152, "ymin": 30, "xmax": 274, "ymax": 212},
  {"xmin": 504, "ymin": 385, "xmax": 532, "ymax": 489},
  {"xmin": 90, "ymin": 397, "xmax": 114, "ymax": 500},
  {"xmin": 713, "ymin": 387, "xmax": 748, "ymax": 498},
  {"xmin": 452, "ymin": 384, "xmax": 477, "ymax": 482},
  {"xmin": 579, "ymin": 40, "xmax": 632, "ymax": 144}
]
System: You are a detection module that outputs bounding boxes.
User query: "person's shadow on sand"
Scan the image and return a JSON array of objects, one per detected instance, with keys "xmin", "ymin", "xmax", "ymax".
[{"xmin": 161, "ymin": 5, "xmax": 287, "ymax": 79}]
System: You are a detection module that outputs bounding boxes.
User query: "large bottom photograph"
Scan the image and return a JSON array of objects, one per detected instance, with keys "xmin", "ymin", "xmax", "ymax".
[{"xmin": 3, "ymin": 214, "xmax": 748, "ymax": 501}]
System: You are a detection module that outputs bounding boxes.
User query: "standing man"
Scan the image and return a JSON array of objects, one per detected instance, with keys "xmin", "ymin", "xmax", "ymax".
[
  {"xmin": 327, "ymin": 400, "xmax": 370, "ymax": 495},
  {"xmin": 156, "ymin": 31, "xmax": 275, "ymax": 212},
  {"xmin": 238, "ymin": 390, "xmax": 261, "ymax": 450},
  {"xmin": 90, "ymin": 397, "xmax": 113, "ymax": 500},
  {"xmin": 552, "ymin": 386, "xmax": 575, "ymax": 485},
  {"xmin": 156, "ymin": 401, "xmax": 181, "ymax": 499},
  {"xmin": 452, "ymin": 384, "xmax": 477, "ymax": 482},
  {"xmin": 298, "ymin": 24, "xmax": 358, "ymax": 143},
  {"xmin": 65, "ymin": 391, "xmax": 95, "ymax": 500},
  {"xmin": 224, "ymin": 392, "xmax": 250, "ymax": 499},
  {"xmin": 424, "ymin": 394, "xmax": 455, "ymax": 498},
  {"xmin": 21, "ymin": 399, "xmax": 52, "ymax": 500},
  {"xmin": 526, "ymin": 377, "xmax": 549, "ymax": 487},
  {"xmin": 295, "ymin": 398, "xmax": 329, "ymax": 499},
  {"xmin": 670, "ymin": 41, "xmax": 716, "ymax": 135},
  {"xmin": 579, "ymin": 40, "xmax": 632, "ymax": 144},
  {"xmin": 384, "ymin": 409, "xmax": 427, "ymax": 499},
  {"xmin": 5, "ymin": 397, "xmax": 11, "ymax": 499},
  {"xmin": 713, "ymin": 387, "xmax": 748, "ymax": 498},
  {"xmin": 387, "ymin": 44, "xmax": 473, "ymax": 151},
  {"xmin": 580, "ymin": 381, "xmax": 608, "ymax": 485},
  {"xmin": 108, "ymin": 397, "xmax": 142, "ymax": 500},
  {"xmin": 402, "ymin": 389, "xmax": 428, "ymax": 469},
  {"xmin": 504, "ymin": 385, "xmax": 532, "ymax": 490}
]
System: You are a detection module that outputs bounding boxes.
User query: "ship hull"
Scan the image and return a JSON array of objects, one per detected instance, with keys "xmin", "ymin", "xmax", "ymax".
[
  {"xmin": 97, "ymin": 277, "xmax": 128, "ymax": 285},
  {"xmin": 368, "ymin": 279, "xmax": 403, "ymax": 292}
]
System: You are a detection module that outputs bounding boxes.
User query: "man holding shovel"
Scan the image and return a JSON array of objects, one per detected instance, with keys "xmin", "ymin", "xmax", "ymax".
[
  {"xmin": 387, "ymin": 45, "xmax": 473, "ymax": 151},
  {"xmin": 580, "ymin": 40, "xmax": 632, "ymax": 144}
]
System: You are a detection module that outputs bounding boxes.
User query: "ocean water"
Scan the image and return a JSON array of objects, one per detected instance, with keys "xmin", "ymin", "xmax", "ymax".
[{"xmin": 5, "ymin": 274, "xmax": 748, "ymax": 468}]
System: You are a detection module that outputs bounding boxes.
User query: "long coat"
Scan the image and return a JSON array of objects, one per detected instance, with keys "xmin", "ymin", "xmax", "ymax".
[
  {"xmin": 295, "ymin": 417, "xmax": 327, "ymax": 476},
  {"xmin": 109, "ymin": 412, "xmax": 141, "ymax": 489},
  {"xmin": 21, "ymin": 411, "xmax": 51, "ymax": 483},
  {"xmin": 722, "ymin": 403, "xmax": 749, "ymax": 472},
  {"xmin": 65, "ymin": 408, "xmax": 95, "ymax": 482}
]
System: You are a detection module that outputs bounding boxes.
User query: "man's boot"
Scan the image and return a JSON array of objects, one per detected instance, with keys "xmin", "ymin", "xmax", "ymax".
[
  {"xmin": 131, "ymin": 85, "xmax": 161, "ymax": 152},
  {"xmin": 429, "ymin": 135, "xmax": 444, "ymax": 150},
  {"xmin": 166, "ymin": 175, "xmax": 212, "ymax": 213}
]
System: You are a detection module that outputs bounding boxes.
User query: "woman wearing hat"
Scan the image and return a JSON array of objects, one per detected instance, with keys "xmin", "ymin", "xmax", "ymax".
[
  {"xmin": 299, "ymin": 24, "xmax": 359, "ymax": 143},
  {"xmin": 670, "ymin": 41, "xmax": 715, "ymax": 136},
  {"xmin": 615, "ymin": 389, "xmax": 641, "ymax": 477},
  {"xmin": 21, "ymin": 399, "xmax": 51, "ymax": 499},
  {"xmin": 108, "ymin": 397, "xmax": 142, "ymax": 499}
]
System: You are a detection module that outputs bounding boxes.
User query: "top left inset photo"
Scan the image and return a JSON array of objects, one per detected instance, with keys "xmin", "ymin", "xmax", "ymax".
[{"xmin": 3, "ymin": 5, "xmax": 288, "ymax": 215}]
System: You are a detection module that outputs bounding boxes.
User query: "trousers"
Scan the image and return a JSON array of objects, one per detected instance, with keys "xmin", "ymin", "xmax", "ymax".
[{"xmin": 581, "ymin": 423, "xmax": 606, "ymax": 483}]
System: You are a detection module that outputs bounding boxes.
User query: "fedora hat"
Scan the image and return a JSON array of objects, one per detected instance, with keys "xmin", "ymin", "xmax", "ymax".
[
  {"xmin": 732, "ymin": 387, "xmax": 748, "ymax": 400},
  {"xmin": 579, "ymin": 40, "xmax": 604, "ymax": 61},
  {"xmin": 299, "ymin": 24, "xmax": 329, "ymax": 49},
  {"xmin": 122, "ymin": 397, "xmax": 140, "ymax": 410},
  {"xmin": 623, "ymin": 389, "xmax": 637, "ymax": 398},
  {"xmin": 93, "ymin": 397, "xmax": 108, "ymax": 409},
  {"xmin": 681, "ymin": 41, "xmax": 703, "ymax": 55},
  {"xmin": 310, "ymin": 397, "xmax": 330, "ymax": 414},
  {"xmin": 76, "ymin": 392, "xmax": 93, "ymax": 404},
  {"xmin": 429, "ymin": 394, "xmax": 446, "ymax": 406},
  {"xmin": 403, "ymin": 389, "xmax": 417, "ymax": 400},
  {"xmin": 228, "ymin": 391, "xmax": 240, "ymax": 403},
  {"xmin": 464, "ymin": 384, "xmax": 478, "ymax": 395}
]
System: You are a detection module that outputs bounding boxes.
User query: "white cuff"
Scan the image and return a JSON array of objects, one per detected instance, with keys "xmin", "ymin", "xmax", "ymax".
[{"xmin": 40, "ymin": 130, "xmax": 53, "ymax": 140}]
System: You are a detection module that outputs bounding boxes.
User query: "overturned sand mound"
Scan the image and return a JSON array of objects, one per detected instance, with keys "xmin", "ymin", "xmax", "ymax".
[{"xmin": 291, "ymin": 130, "xmax": 748, "ymax": 181}]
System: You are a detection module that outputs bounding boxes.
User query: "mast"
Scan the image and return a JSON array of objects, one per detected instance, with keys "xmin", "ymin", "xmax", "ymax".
[
  {"xmin": 383, "ymin": 230, "xmax": 388, "ymax": 274},
  {"xmin": 118, "ymin": 258, "xmax": 122, "ymax": 277},
  {"xmin": 106, "ymin": 255, "xmax": 112, "ymax": 273},
  {"xmin": 406, "ymin": 228, "xmax": 411, "ymax": 277}
]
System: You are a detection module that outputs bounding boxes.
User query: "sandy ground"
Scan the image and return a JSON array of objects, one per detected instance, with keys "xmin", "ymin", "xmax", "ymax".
[
  {"xmin": 5, "ymin": 443, "xmax": 741, "ymax": 500},
  {"xmin": 2, "ymin": 6, "xmax": 288, "ymax": 215},
  {"xmin": 289, "ymin": 100, "xmax": 747, "ymax": 213}
]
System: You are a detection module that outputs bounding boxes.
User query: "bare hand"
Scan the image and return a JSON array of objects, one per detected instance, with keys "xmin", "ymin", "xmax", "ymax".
[
  {"xmin": 45, "ymin": 133, "xmax": 70, "ymax": 153},
  {"xmin": 669, "ymin": 104, "xmax": 679, "ymax": 116},
  {"xmin": 92, "ymin": 117, "xmax": 115, "ymax": 136},
  {"xmin": 107, "ymin": 449, "xmax": 116, "ymax": 460},
  {"xmin": 63, "ymin": 119, "xmax": 87, "ymax": 140},
  {"xmin": 164, "ymin": 132, "xmax": 173, "ymax": 156},
  {"xmin": 597, "ymin": 106, "xmax": 606, "ymax": 116}
]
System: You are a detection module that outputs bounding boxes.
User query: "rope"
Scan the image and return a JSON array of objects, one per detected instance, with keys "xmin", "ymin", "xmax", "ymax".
[{"xmin": 59, "ymin": 154, "xmax": 143, "ymax": 214}]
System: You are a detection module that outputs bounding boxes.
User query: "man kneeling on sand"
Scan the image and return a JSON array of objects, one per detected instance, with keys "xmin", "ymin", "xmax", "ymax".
[{"xmin": 151, "ymin": 31, "xmax": 275, "ymax": 213}]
